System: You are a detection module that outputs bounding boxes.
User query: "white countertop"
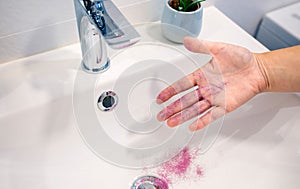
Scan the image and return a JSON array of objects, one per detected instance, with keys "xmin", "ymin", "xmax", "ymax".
[{"xmin": 0, "ymin": 6, "xmax": 299, "ymax": 189}]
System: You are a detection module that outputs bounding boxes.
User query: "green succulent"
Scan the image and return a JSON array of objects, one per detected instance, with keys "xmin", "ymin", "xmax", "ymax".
[{"xmin": 175, "ymin": 0, "xmax": 206, "ymax": 12}]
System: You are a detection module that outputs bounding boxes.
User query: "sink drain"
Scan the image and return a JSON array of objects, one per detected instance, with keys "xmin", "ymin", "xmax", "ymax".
[
  {"xmin": 131, "ymin": 176, "xmax": 168, "ymax": 189},
  {"xmin": 97, "ymin": 91, "xmax": 118, "ymax": 111}
]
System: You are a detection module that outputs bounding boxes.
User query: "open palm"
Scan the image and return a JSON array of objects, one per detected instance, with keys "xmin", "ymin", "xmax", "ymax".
[{"xmin": 156, "ymin": 37, "xmax": 267, "ymax": 131}]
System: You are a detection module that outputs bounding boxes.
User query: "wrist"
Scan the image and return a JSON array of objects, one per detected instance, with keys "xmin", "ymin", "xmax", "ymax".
[{"xmin": 253, "ymin": 53, "xmax": 271, "ymax": 92}]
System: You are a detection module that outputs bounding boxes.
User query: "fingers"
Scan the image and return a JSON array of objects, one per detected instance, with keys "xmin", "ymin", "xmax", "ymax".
[
  {"xmin": 156, "ymin": 71, "xmax": 201, "ymax": 104},
  {"xmin": 165, "ymin": 99, "xmax": 212, "ymax": 127},
  {"xmin": 156, "ymin": 38, "xmax": 217, "ymax": 105},
  {"xmin": 189, "ymin": 107, "xmax": 225, "ymax": 131},
  {"xmin": 157, "ymin": 88, "xmax": 202, "ymax": 121}
]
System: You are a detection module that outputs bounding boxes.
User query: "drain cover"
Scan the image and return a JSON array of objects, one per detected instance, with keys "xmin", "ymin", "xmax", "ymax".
[
  {"xmin": 131, "ymin": 176, "xmax": 168, "ymax": 189},
  {"xmin": 97, "ymin": 91, "xmax": 118, "ymax": 111}
]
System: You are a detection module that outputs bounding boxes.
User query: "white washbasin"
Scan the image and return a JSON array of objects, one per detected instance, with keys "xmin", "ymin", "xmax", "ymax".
[
  {"xmin": 73, "ymin": 23, "xmax": 213, "ymax": 170},
  {"xmin": 1, "ymin": 22, "xmax": 300, "ymax": 189}
]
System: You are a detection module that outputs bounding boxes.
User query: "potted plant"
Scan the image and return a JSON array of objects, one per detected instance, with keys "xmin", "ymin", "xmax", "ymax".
[{"xmin": 161, "ymin": 0, "xmax": 206, "ymax": 43}]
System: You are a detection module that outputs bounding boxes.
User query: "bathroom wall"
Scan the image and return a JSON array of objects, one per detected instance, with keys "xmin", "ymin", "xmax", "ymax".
[
  {"xmin": 1, "ymin": 0, "xmax": 299, "ymax": 63},
  {"xmin": 209, "ymin": 0, "xmax": 300, "ymax": 36},
  {"xmin": 0, "ymin": 0, "xmax": 163, "ymax": 63},
  {"xmin": 0, "ymin": 0, "xmax": 77, "ymax": 63}
]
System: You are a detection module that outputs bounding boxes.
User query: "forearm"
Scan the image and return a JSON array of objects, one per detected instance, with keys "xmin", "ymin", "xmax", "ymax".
[{"xmin": 254, "ymin": 45, "xmax": 300, "ymax": 92}]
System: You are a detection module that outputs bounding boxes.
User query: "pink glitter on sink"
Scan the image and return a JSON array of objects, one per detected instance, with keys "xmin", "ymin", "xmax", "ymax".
[
  {"xmin": 196, "ymin": 165, "xmax": 203, "ymax": 176},
  {"xmin": 145, "ymin": 147, "xmax": 204, "ymax": 185},
  {"xmin": 159, "ymin": 147, "xmax": 191, "ymax": 178}
]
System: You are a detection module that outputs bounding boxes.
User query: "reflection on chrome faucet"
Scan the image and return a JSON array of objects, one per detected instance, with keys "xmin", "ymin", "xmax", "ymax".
[
  {"xmin": 74, "ymin": 0, "xmax": 141, "ymax": 73},
  {"xmin": 84, "ymin": 0, "xmax": 124, "ymax": 39}
]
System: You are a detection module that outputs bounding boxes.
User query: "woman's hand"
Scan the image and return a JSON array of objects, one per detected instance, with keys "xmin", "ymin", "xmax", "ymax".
[{"xmin": 156, "ymin": 37, "xmax": 268, "ymax": 131}]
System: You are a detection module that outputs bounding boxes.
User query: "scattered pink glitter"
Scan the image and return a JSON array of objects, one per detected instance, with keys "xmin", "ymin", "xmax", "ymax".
[
  {"xmin": 144, "ymin": 147, "xmax": 204, "ymax": 185},
  {"xmin": 158, "ymin": 147, "xmax": 191, "ymax": 182},
  {"xmin": 196, "ymin": 165, "xmax": 203, "ymax": 176}
]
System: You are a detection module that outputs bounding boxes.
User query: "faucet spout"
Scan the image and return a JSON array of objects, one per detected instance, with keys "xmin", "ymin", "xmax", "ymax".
[{"xmin": 74, "ymin": 0, "xmax": 141, "ymax": 73}]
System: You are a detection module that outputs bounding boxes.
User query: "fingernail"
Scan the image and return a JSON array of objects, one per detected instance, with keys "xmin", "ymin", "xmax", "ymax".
[
  {"xmin": 184, "ymin": 41, "xmax": 191, "ymax": 51},
  {"xmin": 157, "ymin": 111, "xmax": 165, "ymax": 121},
  {"xmin": 167, "ymin": 118, "xmax": 178, "ymax": 127},
  {"xmin": 156, "ymin": 98, "xmax": 163, "ymax": 104},
  {"xmin": 183, "ymin": 37, "xmax": 194, "ymax": 50}
]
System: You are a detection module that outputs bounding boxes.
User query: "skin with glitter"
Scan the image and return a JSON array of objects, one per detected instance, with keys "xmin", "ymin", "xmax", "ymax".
[{"xmin": 157, "ymin": 37, "xmax": 267, "ymax": 131}]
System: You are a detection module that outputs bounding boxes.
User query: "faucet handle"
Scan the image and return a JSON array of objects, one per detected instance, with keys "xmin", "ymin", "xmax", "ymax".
[
  {"xmin": 90, "ymin": 1, "xmax": 106, "ymax": 33},
  {"xmin": 100, "ymin": 0, "xmax": 141, "ymax": 49},
  {"xmin": 83, "ymin": 0, "xmax": 92, "ymax": 11},
  {"xmin": 82, "ymin": 0, "xmax": 140, "ymax": 49}
]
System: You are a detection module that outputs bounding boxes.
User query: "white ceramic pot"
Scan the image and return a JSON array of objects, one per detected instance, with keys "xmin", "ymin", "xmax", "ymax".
[{"xmin": 161, "ymin": 0, "xmax": 203, "ymax": 43}]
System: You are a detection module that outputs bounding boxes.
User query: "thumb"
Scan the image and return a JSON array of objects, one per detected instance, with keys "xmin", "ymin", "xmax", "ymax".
[
  {"xmin": 183, "ymin": 37, "xmax": 224, "ymax": 56},
  {"xmin": 183, "ymin": 37, "xmax": 211, "ymax": 54}
]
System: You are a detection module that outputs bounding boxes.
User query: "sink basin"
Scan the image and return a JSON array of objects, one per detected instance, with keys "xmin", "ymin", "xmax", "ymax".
[
  {"xmin": 73, "ymin": 23, "xmax": 213, "ymax": 169},
  {"xmin": 1, "ymin": 22, "xmax": 300, "ymax": 189}
]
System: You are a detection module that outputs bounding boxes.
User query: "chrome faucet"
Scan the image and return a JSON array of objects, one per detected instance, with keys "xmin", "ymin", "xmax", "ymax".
[{"xmin": 73, "ymin": 0, "xmax": 141, "ymax": 73}]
